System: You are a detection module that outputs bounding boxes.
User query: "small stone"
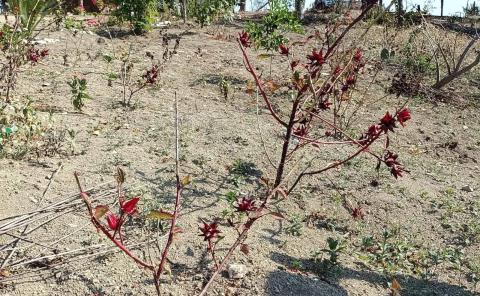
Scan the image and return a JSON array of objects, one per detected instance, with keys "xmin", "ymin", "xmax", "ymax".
[
  {"xmin": 97, "ymin": 37, "xmax": 105, "ymax": 44},
  {"xmin": 227, "ymin": 263, "xmax": 247, "ymax": 279},
  {"xmin": 461, "ymin": 185, "xmax": 474, "ymax": 192}
]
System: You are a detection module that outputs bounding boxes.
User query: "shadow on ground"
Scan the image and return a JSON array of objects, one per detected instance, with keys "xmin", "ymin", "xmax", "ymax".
[
  {"xmin": 190, "ymin": 73, "xmax": 246, "ymax": 87},
  {"xmin": 266, "ymin": 252, "xmax": 476, "ymax": 296}
]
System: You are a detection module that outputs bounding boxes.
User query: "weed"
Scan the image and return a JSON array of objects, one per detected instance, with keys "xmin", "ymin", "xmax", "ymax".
[
  {"xmin": 467, "ymin": 258, "xmax": 480, "ymax": 289},
  {"xmin": 192, "ymin": 0, "xmax": 235, "ymax": 27},
  {"xmin": 229, "ymin": 159, "xmax": 258, "ymax": 177},
  {"xmin": 219, "ymin": 76, "xmax": 231, "ymax": 100},
  {"xmin": 285, "ymin": 214, "xmax": 303, "ymax": 236},
  {"xmin": 64, "ymin": 16, "xmax": 84, "ymax": 30},
  {"xmin": 313, "ymin": 237, "xmax": 347, "ymax": 273},
  {"xmin": 112, "ymin": 0, "xmax": 158, "ymax": 34},
  {"xmin": 68, "ymin": 76, "xmax": 90, "ymax": 111}
]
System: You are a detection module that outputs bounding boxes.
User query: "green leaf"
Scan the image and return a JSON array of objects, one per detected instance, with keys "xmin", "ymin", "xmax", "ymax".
[{"xmin": 381, "ymin": 48, "xmax": 390, "ymax": 60}]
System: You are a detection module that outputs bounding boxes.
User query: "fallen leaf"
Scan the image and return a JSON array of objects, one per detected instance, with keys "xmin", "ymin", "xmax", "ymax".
[
  {"xmin": 264, "ymin": 80, "xmax": 281, "ymax": 92},
  {"xmin": 246, "ymin": 80, "xmax": 255, "ymax": 94},
  {"xmin": 146, "ymin": 210, "xmax": 174, "ymax": 220},
  {"xmin": 0, "ymin": 269, "xmax": 11, "ymax": 277},
  {"xmin": 257, "ymin": 53, "xmax": 274, "ymax": 59},
  {"xmin": 391, "ymin": 278, "xmax": 401, "ymax": 296},
  {"xmin": 116, "ymin": 167, "xmax": 126, "ymax": 184},
  {"xmin": 180, "ymin": 175, "xmax": 191, "ymax": 187},
  {"xmin": 270, "ymin": 212, "xmax": 285, "ymax": 220},
  {"xmin": 240, "ymin": 244, "xmax": 250, "ymax": 255}
]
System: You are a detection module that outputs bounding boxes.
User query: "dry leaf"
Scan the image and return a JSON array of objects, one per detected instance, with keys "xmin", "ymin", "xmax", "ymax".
[
  {"xmin": 116, "ymin": 167, "xmax": 125, "ymax": 184},
  {"xmin": 0, "ymin": 269, "xmax": 11, "ymax": 278},
  {"xmin": 180, "ymin": 175, "xmax": 191, "ymax": 187},
  {"xmin": 240, "ymin": 244, "xmax": 250, "ymax": 255},
  {"xmin": 270, "ymin": 212, "xmax": 285, "ymax": 220},
  {"xmin": 257, "ymin": 53, "xmax": 274, "ymax": 59},
  {"xmin": 264, "ymin": 80, "xmax": 281, "ymax": 92},
  {"xmin": 146, "ymin": 210, "xmax": 174, "ymax": 220},
  {"xmin": 259, "ymin": 177, "xmax": 270, "ymax": 187},
  {"xmin": 391, "ymin": 278, "xmax": 401, "ymax": 296},
  {"xmin": 94, "ymin": 205, "xmax": 109, "ymax": 219},
  {"xmin": 246, "ymin": 80, "xmax": 255, "ymax": 94}
]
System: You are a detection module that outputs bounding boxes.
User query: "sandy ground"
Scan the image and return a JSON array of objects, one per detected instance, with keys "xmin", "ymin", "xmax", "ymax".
[{"xmin": 0, "ymin": 15, "xmax": 479, "ymax": 296}]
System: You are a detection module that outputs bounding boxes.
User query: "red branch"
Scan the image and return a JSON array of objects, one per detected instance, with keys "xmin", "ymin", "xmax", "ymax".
[
  {"xmin": 74, "ymin": 172, "xmax": 154, "ymax": 271},
  {"xmin": 239, "ymin": 39, "xmax": 288, "ymax": 127}
]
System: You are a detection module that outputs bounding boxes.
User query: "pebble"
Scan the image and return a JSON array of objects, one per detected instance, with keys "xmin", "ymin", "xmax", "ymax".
[
  {"xmin": 227, "ymin": 263, "xmax": 247, "ymax": 279},
  {"xmin": 461, "ymin": 185, "xmax": 474, "ymax": 192}
]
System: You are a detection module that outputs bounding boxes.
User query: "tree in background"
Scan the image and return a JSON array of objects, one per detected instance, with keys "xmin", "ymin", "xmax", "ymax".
[
  {"xmin": 239, "ymin": 0, "xmax": 246, "ymax": 11},
  {"xmin": 396, "ymin": 0, "xmax": 404, "ymax": 25},
  {"xmin": 295, "ymin": 0, "xmax": 305, "ymax": 19}
]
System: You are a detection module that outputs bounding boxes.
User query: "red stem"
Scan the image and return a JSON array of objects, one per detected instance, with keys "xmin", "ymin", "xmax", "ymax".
[
  {"xmin": 155, "ymin": 175, "xmax": 182, "ymax": 279},
  {"xmin": 238, "ymin": 39, "xmax": 288, "ymax": 127},
  {"xmin": 294, "ymin": 135, "xmax": 364, "ymax": 145},
  {"xmin": 324, "ymin": 3, "xmax": 376, "ymax": 59},
  {"xmin": 199, "ymin": 218, "xmax": 256, "ymax": 296},
  {"xmin": 74, "ymin": 172, "xmax": 154, "ymax": 271},
  {"xmin": 199, "ymin": 188, "xmax": 281, "ymax": 296},
  {"xmin": 199, "ymin": 6, "xmax": 380, "ymax": 295}
]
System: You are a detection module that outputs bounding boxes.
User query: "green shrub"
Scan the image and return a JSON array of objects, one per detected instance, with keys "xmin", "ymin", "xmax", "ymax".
[
  {"xmin": 112, "ymin": 0, "xmax": 158, "ymax": 34},
  {"xmin": 68, "ymin": 76, "xmax": 90, "ymax": 111},
  {"xmin": 400, "ymin": 30, "xmax": 435, "ymax": 75},
  {"xmin": 192, "ymin": 0, "xmax": 236, "ymax": 27},
  {"xmin": 246, "ymin": 0, "xmax": 303, "ymax": 51},
  {"xmin": 0, "ymin": 98, "xmax": 46, "ymax": 158},
  {"xmin": 364, "ymin": 5, "xmax": 394, "ymax": 25}
]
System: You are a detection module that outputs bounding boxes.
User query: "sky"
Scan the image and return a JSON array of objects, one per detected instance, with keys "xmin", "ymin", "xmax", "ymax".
[{"xmin": 246, "ymin": 0, "xmax": 474, "ymax": 16}]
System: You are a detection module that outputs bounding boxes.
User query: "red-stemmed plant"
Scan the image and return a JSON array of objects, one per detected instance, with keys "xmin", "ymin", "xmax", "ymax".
[
  {"xmin": 199, "ymin": 1, "xmax": 412, "ymax": 294},
  {"xmin": 75, "ymin": 95, "xmax": 186, "ymax": 295}
]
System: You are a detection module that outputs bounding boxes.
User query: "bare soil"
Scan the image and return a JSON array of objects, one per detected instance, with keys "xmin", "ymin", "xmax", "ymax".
[{"xmin": 0, "ymin": 15, "xmax": 479, "ymax": 296}]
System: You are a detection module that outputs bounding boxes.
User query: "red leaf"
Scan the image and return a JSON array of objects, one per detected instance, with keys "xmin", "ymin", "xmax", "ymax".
[
  {"xmin": 106, "ymin": 213, "xmax": 119, "ymax": 230},
  {"xmin": 121, "ymin": 197, "xmax": 139, "ymax": 215}
]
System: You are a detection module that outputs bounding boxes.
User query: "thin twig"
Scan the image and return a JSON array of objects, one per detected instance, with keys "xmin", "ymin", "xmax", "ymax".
[
  {"xmin": 1, "ymin": 226, "xmax": 27, "ymax": 270},
  {"xmin": 155, "ymin": 92, "xmax": 183, "ymax": 292},
  {"xmin": 40, "ymin": 162, "xmax": 63, "ymax": 202}
]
